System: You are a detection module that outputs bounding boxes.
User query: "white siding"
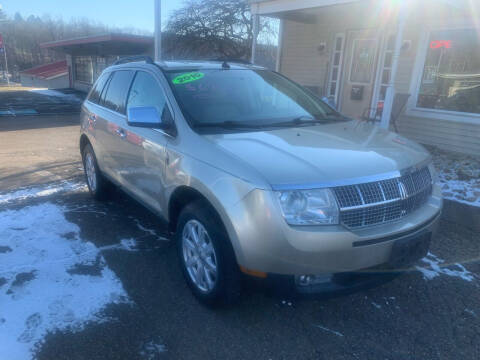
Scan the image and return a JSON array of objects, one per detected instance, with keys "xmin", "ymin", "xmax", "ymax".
[
  {"xmin": 397, "ymin": 115, "xmax": 480, "ymax": 156},
  {"xmin": 280, "ymin": 20, "xmax": 330, "ymax": 93}
]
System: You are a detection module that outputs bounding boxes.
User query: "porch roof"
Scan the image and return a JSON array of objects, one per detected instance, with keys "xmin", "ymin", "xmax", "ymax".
[{"xmin": 250, "ymin": 0, "xmax": 471, "ymax": 17}]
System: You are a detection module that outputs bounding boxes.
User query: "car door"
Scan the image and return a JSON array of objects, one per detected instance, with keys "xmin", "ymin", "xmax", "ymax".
[
  {"xmin": 113, "ymin": 69, "xmax": 173, "ymax": 214},
  {"xmin": 94, "ymin": 70, "xmax": 135, "ymax": 184},
  {"xmin": 82, "ymin": 72, "xmax": 112, "ymax": 168}
]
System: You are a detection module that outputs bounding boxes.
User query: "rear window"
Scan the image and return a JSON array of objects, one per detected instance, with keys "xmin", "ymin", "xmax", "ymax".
[
  {"xmin": 88, "ymin": 73, "xmax": 110, "ymax": 104},
  {"xmin": 102, "ymin": 70, "xmax": 135, "ymax": 114}
]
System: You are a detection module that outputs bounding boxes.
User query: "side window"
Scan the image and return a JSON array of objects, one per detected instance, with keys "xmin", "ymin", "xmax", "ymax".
[
  {"xmin": 127, "ymin": 71, "xmax": 172, "ymax": 123},
  {"xmin": 102, "ymin": 70, "xmax": 135, "ymax": 114},
  {"xmin": 87, "ymin": 73, "xmax": 110, "ymax": 104}
]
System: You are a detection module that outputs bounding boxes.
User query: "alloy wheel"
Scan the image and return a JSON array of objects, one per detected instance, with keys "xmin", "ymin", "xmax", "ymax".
[
  {"xmin": 85, "ymin": 152, "xmax": 97, "ymax": 192},
  {"xmin": 182, "ymin": 219, "xmax": 218, "ymax": 293}
]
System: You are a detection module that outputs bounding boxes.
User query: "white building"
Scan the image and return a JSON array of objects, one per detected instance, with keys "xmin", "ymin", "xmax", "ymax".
[{"xmin": 250, "ymin": 0, "xmax": 480, "ymax": 155}]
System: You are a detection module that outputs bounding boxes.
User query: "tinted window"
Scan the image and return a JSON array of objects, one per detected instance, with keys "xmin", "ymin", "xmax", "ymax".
[
  {"xmin": 103, "ymin": 70, "xmax": 135, "ymax": 114},
  {"xmin": 127, "ymin": 71, "xmax": 172, "ymax": 123},
  {"xmin": 88, "ymin": 73, "xmax": 110, "ymax": 104}
]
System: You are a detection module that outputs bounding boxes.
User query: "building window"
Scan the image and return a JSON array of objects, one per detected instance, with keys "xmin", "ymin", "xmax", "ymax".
[
  {"xmin": 350, "ymin": 39, "xmax": 377, "ymax": 84},
  {"xmin": 327, "ymin": 33, "xmax": 345, "ymax": 105},
  {"xmin": 95, "ymin": 56, "xmax": 107, "ymax": 79},
  {"xmin": 417, "ymin": 29, "xmax": 480, "ymax": 115},
  {"xmin": 74, "ymin": 56, "xmax": 93, "ymax": 84}
]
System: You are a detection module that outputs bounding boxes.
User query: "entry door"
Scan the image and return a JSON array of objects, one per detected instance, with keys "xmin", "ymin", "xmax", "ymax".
[{"xmin": 340, "ymin": 30, "xmax": 380, "ymax": 118}]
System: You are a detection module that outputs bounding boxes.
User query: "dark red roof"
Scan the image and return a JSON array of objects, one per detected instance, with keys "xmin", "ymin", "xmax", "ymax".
[
  {"xmin": 21, "ymin": 60, "xmax": 68, "ymax": 79},
  {"xmin": 41, "ymin": 33, "xmax": 153, "ymax": 49}
]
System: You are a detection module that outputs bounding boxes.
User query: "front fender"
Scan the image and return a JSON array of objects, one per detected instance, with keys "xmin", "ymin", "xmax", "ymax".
[{"xmin": 164, "ymin": 149, "xmax": 257, "ymax": 264}]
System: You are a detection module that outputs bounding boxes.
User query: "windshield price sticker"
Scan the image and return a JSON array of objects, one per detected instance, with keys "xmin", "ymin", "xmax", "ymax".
[{"xmin": 173, "ymin": 72, "xmax": 205, "ymax": 85}]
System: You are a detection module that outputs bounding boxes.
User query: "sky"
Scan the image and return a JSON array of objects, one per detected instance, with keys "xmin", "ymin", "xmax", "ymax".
[{"xmin": 0, "ymin": 0, "xmax": 185, "ymax": 32}]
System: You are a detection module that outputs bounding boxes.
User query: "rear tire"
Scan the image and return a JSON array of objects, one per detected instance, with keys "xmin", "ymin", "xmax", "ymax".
[
  {"xmin": 176, "ymin": 200, "xmax": 241, "ymax": 307},
  {"xmin": 82, "ymin": 144, "xmax": 110, "ymax": 201}
]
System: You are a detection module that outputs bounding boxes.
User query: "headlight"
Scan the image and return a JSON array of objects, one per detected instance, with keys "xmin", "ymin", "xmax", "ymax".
[
  {"xmin": 428, "ymin": 162, "xmax": 438, "ymax": 185},
  {"xmin": 276, "ymin": 189, "xmax": 339, "ymax": 225}
]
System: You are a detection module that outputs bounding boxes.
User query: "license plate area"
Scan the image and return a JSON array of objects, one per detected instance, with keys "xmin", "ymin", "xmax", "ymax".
[{"xmin": 389, "ymin": 232, "xmax": 431, "ymax": 268}]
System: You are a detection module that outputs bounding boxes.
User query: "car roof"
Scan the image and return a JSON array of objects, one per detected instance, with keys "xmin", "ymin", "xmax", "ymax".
[{"xmin": 108, "ymin": 60, "xmax": 266, "ymax": 72}]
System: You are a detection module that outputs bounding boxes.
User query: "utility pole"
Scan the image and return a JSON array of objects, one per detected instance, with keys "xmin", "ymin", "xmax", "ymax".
[
  {"xmin": 0, "ymin": 33, "xmax": 9, "ymax": 86},
  {"xmin": 154, "ymin": 0, "xmax": 162, "ymax": 61}
]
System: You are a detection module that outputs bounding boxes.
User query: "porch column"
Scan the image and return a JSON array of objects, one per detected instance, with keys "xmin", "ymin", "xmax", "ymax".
[
  {"xmin": 380, "ymin": 2, "xmax": 407, "ymax": 129},
  {"xmin": 154, "ymin": 0, "xmax": 162, "ymax": 61},
  {"xmin": 251, "ymin": 14, "xmax": 260, "ymax": 64}
]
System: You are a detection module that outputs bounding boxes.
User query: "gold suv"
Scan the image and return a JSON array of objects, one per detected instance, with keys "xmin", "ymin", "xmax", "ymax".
[{"xmin": 80, "ymin": 58, "xmax": 443, "ymax": 306}]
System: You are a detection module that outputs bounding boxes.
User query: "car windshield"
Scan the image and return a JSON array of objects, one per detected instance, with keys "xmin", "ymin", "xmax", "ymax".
[{"xmin": 166, "ymin": 69, "xmax": 345, "ymax": 130}]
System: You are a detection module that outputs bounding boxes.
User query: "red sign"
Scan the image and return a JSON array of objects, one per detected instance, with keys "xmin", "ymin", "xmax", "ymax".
[
  {"xmin": 430, "ymin": 40, "xmax": 451, "ymax": 49},
  {"xmin": 0, "ymin": 34, "xmax": 3, "ymax": 49}
]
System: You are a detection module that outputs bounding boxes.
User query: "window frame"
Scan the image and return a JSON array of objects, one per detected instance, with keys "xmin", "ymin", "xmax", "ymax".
[
  {"xmin": 87, "ymin": 72, "xmax": 111, "ymax": 105},
  {"xmin": 125, "ymin": 69, "xmax": 177, "ymax": 135},
  {"xmin": 326, "ymin": 33, "xmax": 346, "ymax": 106},
  {"xmin": 101, "ymin": 70, "xmax": 135, "ymax": 115},
  {"xmin": 348, "ymin": 38, "xmax": 378, "ymax": 85},
  {"xmin": 407, "ymin": 24, "xmax": 480, "ymax": 124}
]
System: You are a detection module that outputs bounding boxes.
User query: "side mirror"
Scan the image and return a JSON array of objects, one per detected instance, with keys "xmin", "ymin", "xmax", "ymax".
[{"xmin": 127, "ymin": 106, "xmax": 163, "ymax": 129}]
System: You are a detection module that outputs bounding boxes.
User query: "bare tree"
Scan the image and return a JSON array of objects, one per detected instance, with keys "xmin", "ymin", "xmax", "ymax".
[{"xmin": 166, "ymin": 0, "xmax": 272, "ymax": 60}]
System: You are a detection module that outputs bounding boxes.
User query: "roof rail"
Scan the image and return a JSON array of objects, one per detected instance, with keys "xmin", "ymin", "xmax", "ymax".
[
  {"xmin": 210, "ymin": 58, "xmax": 252, "ymax": 65},
  {"xmin": 113, "ymin": 56, "xmax": 154, "ymax": 66}
]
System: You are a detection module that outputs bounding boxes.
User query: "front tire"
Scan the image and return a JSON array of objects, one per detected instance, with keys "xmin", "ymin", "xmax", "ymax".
[
  {"xmin": 82, "ymin": 144, "xmax": 110, "ymax": 201},
  {"xmin": 176, "ymin": 200, "xmax": 241, "ymax": 307}
]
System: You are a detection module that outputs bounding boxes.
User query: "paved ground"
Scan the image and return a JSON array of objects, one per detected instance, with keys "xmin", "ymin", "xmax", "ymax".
[
  {"xmin": 0, "ymin": 88, "xmax": 84, "ymax": 116},
  {"xmin": 1, "ymin": 115, "xmax": 479, "ymax": 360}
]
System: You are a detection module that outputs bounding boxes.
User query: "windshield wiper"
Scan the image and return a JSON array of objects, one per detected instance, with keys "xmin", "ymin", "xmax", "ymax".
[
  {"xmin": 193, "ymin": 121, "xmax": 263, "ymax": 129},
  {"xmin": 260, "ymin": 116, "xmax": 330, "ymax": 128}
]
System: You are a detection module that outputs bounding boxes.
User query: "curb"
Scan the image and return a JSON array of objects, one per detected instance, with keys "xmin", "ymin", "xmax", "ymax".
[{"xmin": 442, "ymin": 199, "xmax": 480, "ymax": 232}]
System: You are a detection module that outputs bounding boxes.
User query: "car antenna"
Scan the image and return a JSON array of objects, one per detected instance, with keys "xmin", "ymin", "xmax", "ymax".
[{"xmin": 222, "ymin": 60, "xmax": 231, "ymax": 69}]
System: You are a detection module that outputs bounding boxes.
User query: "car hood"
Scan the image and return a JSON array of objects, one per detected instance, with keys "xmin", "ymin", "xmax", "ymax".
[{"xmin": 203, "ymin": 121, "xmax": 431, "ymax": 188}]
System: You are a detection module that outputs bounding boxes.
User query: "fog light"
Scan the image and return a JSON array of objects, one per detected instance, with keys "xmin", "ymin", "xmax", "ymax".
[{"xmin": 295, "ymin": 274, "xmax": 332, "ymax": 287}]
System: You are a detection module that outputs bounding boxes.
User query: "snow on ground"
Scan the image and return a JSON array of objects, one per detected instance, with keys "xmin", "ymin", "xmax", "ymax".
[
  {"xmin": 29, "ymin": 89, "xmax": 83, "ymax": 103},
  {"xmin": 139, "ymin": 339, "xmax": 167, "ymax": 359},
  {"xmin": 0, "ymin": 181, "xmax": 86, "ymax": 205},
  {"xmin": 416, "ymin": 252, "xmax": 475, "ymax": 282},
  {"xmin": 429, "ymin": 146, "xmax": 480, "ymax": 207},
  {"xmin": 0, "ymin": 203, "xmax": 131, "ymax": 359},
  {"xmin": 312, "ymin": 325, "xmax": 344, "ymax": 337}
]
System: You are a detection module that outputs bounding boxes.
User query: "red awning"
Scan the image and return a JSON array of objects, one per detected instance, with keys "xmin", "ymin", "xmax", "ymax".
[{"xmin": 21, "ymin": 60, "xmax": 68, "ymax": 80}]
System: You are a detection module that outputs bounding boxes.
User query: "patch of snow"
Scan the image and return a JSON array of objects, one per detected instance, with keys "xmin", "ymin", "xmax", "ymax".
[
  {"xmin": 430, "ymin": 146, "xmax": 480, "ymax": 207},
  {"xmin": 30, "ymin": 89, "xmax": 82, "ymax": 103},
  {"xmin": 0, "ymin": 181, "xmax": 86, "ymax": 205},
  {"xmin": 140, "ymin": 340, "xmax": 167, "ymax": 359},
  {"xmin": 464, "ymin": 309, "xmax": 477, "ymax": 318},
  {"xmin": 134, "ymin": 219, "xmax": 169, "ymax": 241},
  {"xmin": 416, "ymin": 252, "xmax": 475, "ymax": 282},
  {"xmin": 119, "ymin": 239, "xmax": 138, "ymax": 252},
  {"xmin": 371, "ymin": 302, "xmax": 382, "ymax": 309},
  {"xmin": 0, "ymin": 203, "xmax": 130, "ymax": 359},
  {"xmin": 313, "ymin": 325, "xmax": 344, "ymax": 337}
]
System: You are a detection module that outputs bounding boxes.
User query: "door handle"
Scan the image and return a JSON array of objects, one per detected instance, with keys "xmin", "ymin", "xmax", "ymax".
[
  {"xmin": 116, "ymin": 128, "xmax": 127, "ymax": 139},
  {"xmin": 88, "ymin": 114, "xmax": 97, "ymax": 122}
]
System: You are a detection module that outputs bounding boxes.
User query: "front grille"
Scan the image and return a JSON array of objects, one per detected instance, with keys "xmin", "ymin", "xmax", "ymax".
[{"xmin": 333, "ymin": 166, "xmax": 432, "ymax": 229}]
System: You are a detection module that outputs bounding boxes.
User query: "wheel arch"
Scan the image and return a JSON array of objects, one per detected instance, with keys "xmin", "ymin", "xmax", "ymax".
[
  {"xmin": 168, "ymin": 186, "xmax": 224, "ymax": 233},
  {"xmin": 79, "ymin": 133, "xmax": 92, "ymax": 155}
]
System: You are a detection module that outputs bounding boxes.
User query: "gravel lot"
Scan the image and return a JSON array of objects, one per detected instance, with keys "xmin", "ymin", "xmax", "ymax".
[{"xmin": 1, "ymin": 114, "xmax": 479, "ymax": 360}]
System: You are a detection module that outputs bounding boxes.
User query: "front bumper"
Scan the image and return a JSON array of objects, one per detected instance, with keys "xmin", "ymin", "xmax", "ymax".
[{"xmin": 224, "ymin": 185, "xmax": 443, "ymax": 276}]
